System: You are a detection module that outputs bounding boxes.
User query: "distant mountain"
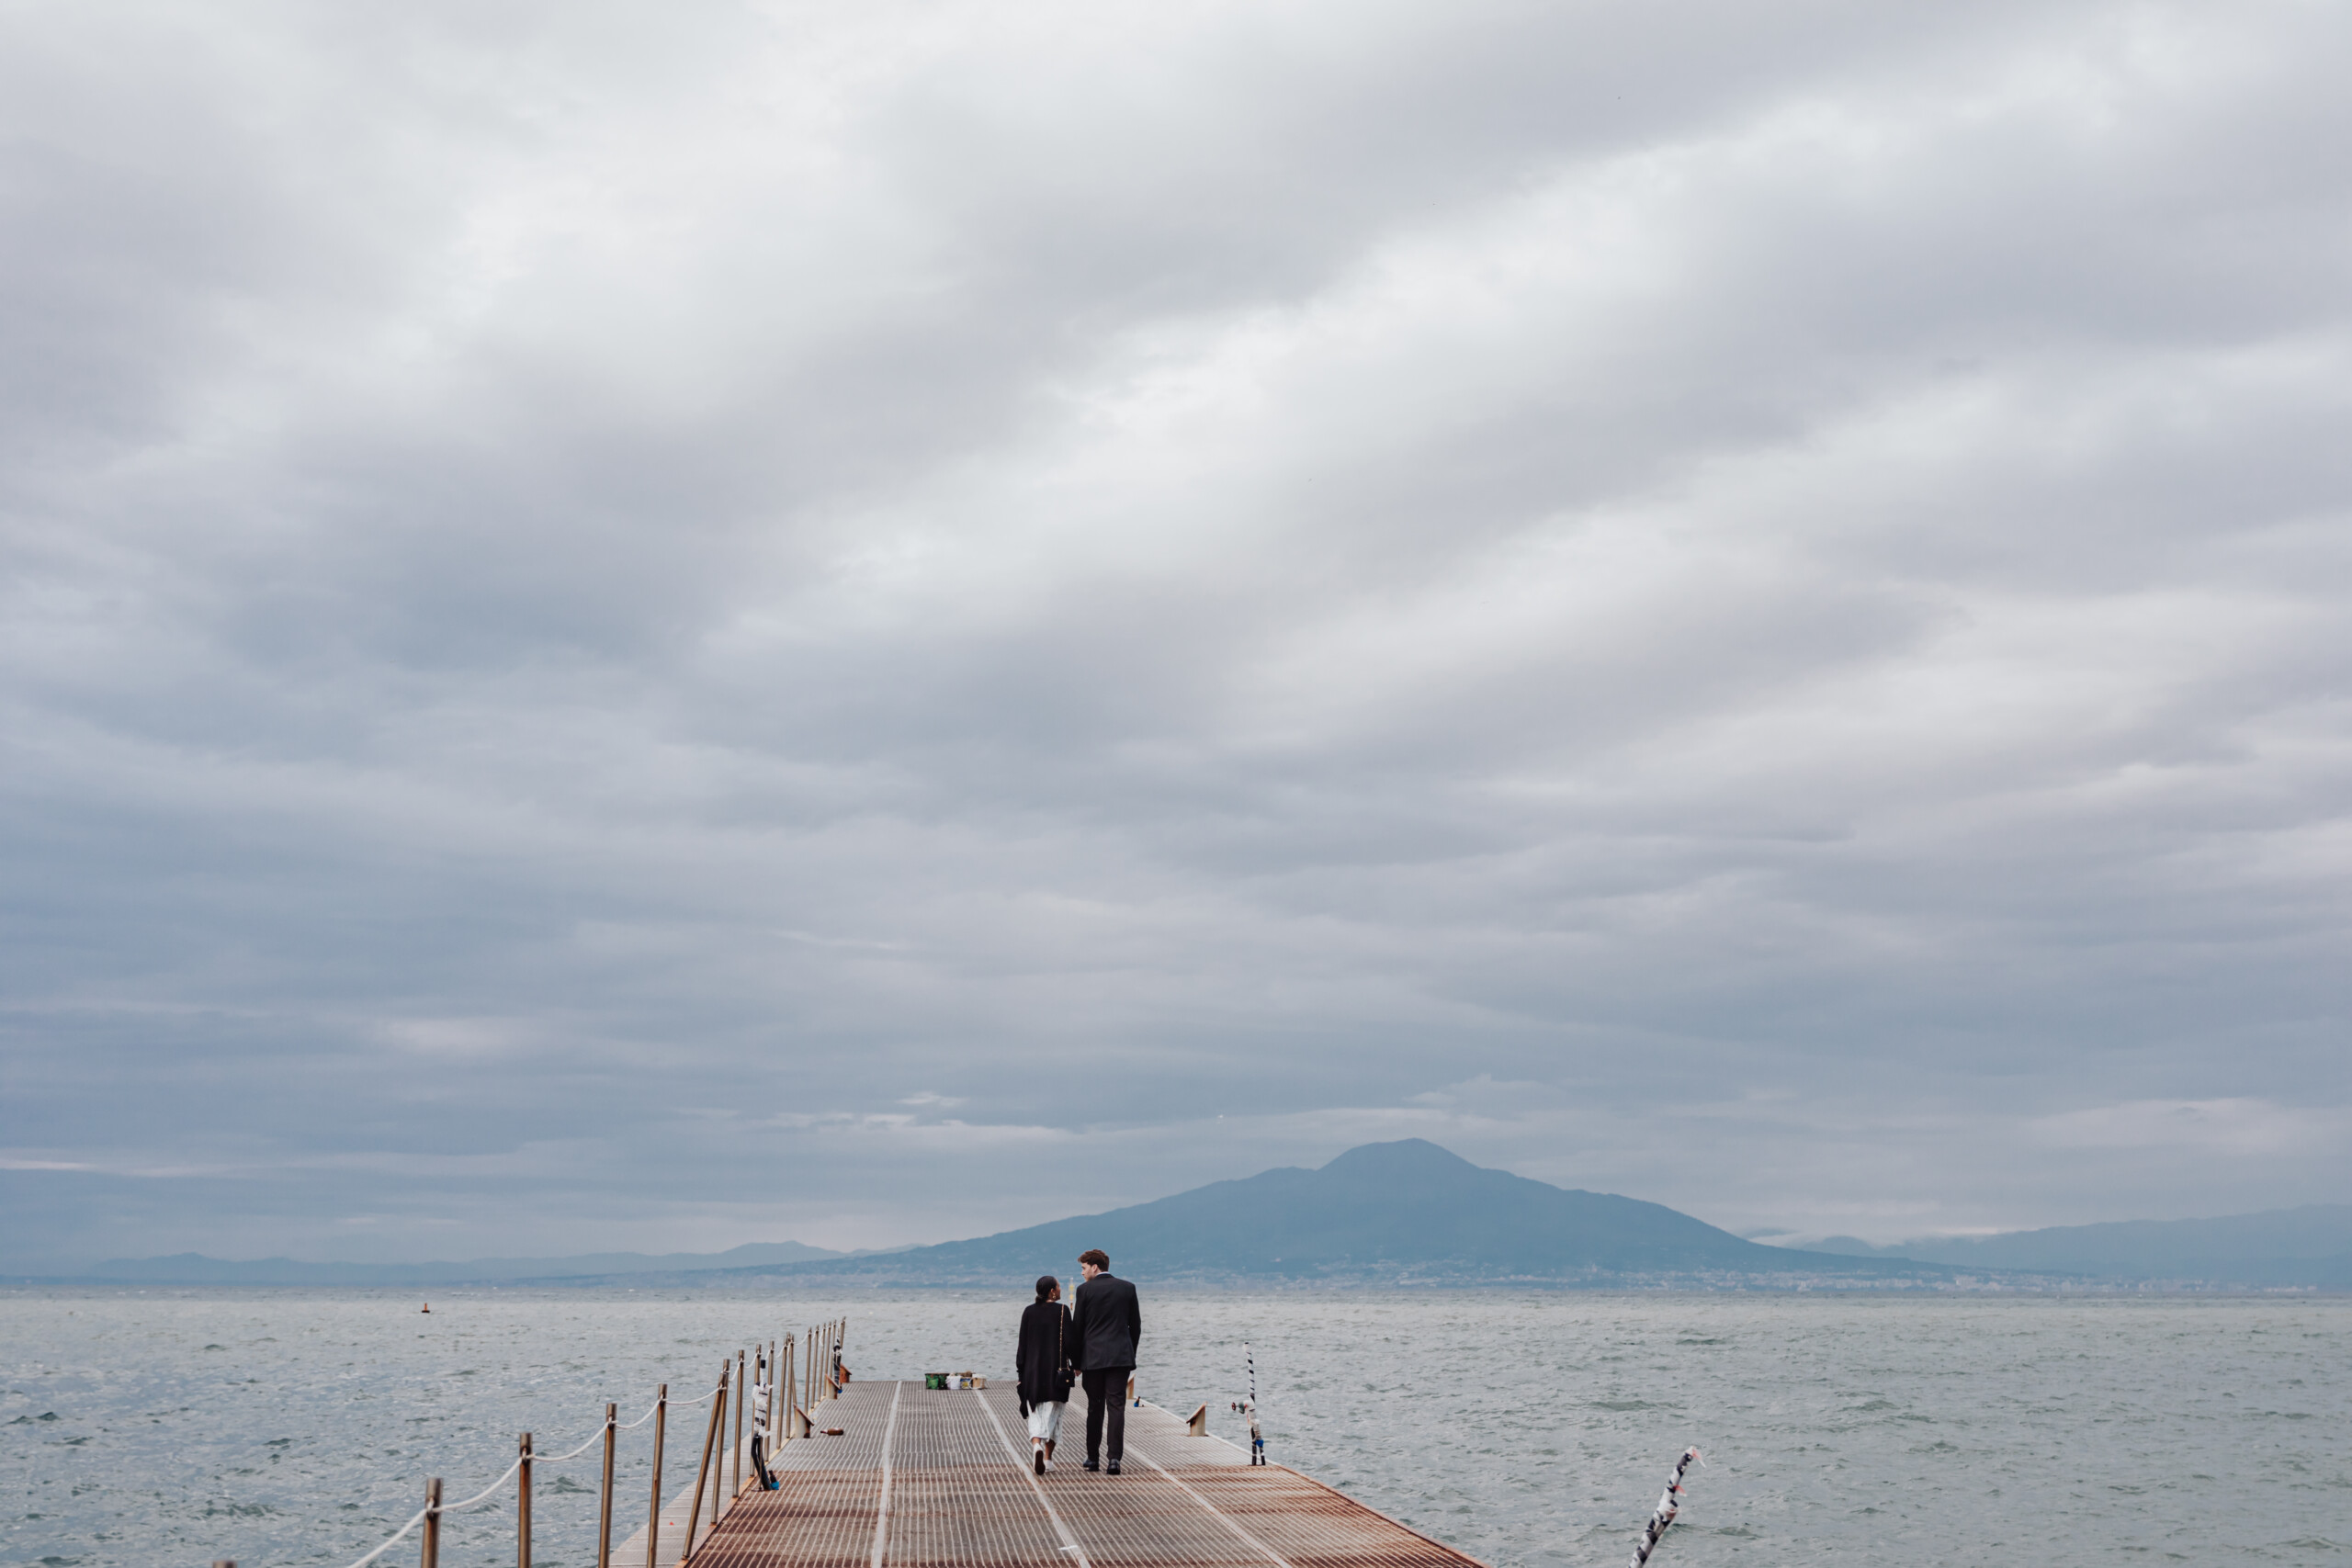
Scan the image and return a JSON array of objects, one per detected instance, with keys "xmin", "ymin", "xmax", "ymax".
[
  {"xmin": 79, "ymin": 1240, "xmax": 844, "ymax": 1285},
  {"xmin": 1806, "ymin": 1206, "xmax": 2352, "ymax": 1287},
  {"xmin": 715, "ymin": 1140, "xmax": 1947, "ymax": 1286}
]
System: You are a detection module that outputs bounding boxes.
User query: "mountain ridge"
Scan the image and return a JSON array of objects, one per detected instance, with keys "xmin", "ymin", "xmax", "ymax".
[
  {"xmin": 1801, "ymin": 1203, "xmax": 2352, "ymax": 1286},
  {"xmin": 705, "ymin": 1139, "xmax": 1949, "ymax": 1286},
  {"xmin": 50, "ymin": 1143, "xmax": 2345, "ymax": 1289}
]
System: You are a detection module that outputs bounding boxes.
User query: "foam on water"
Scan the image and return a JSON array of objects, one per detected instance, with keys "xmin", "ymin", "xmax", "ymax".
[{"xmin": 4, "ymin": 1290, "xmax": 2346, "ymax": 1567}]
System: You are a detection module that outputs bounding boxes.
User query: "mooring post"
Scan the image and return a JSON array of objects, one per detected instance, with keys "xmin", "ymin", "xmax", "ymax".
[
  {"xmin": 596, "ymin": 1402, "xmax": 616, "ymax": 1568},
  {"xmin": 421, "ymin": 1476, "xmax": 443, "ymax": 1568},
  {"xmin": 683, "ymin": 1362, "xmax": 728, "ymax": 1563},
  {"xmin": 645, "ymin": 1384, "xmax": 667, "ymax": 1568},
  {"xmin": 516, "ymin": 1430, "xmax": 533, "ymax": 1568}
]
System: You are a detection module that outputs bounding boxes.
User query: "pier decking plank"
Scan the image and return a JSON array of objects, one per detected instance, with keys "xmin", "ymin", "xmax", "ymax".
[{"xmin": 672, "ymin": 1382, "xmax": 1485, "ymax": 1568}]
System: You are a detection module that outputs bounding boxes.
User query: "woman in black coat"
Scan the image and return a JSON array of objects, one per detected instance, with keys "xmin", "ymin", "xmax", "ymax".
[{"xmin": 1015, "ymin": 1274, "xmax": 1075, "ymax": 1474}]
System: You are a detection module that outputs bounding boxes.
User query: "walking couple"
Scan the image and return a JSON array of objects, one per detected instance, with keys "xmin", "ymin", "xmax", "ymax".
[{"xmin": 1015, "ymin": 1247, "xmax": 1141, "ymax": 1476}]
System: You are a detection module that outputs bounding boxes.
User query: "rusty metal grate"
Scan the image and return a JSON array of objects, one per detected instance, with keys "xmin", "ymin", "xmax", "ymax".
[{"xmin": 682, "ymin": 1383, "xmax": 1487, "ymax": 1568}]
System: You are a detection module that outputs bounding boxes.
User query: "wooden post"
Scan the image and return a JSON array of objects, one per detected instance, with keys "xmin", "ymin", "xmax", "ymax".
[
  {"xmin": 683, "ymin": 1363, "xmax": 728, "ymax": 1563},
  {"xmin": 733, "ymin": 1348, "xmax": 746, "ymax": 1498},
  {"xmin": 421, "ymin": 1476, "xmax": 442, "ymax": 1568},
  {"xmin": 710, "ymin": 1372, "xmax": 729, "ymax": 1534},
  {"xmin": 516, "ymin": 1431, "xmax": 533, "ymax": 1568},
  {"xmin": 597, "ymin": 1403, "xmax": 616, "ymax": 1568},
  {"xmin": 645, "ymin": 1385, "xmax": 667, "ymax": 1568},
  {"xmin": 786, "ymin": 1336, "xmax": 799, "ymax": 1438}
]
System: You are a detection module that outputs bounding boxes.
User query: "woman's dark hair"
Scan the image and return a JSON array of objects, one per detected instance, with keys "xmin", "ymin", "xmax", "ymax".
[{"xmin": 1035, "ymin": 1274, "xmax": 1059, "ymax": 1301}]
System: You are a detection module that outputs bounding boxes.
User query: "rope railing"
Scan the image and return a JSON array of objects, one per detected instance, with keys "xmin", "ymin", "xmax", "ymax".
[
  {"xmin": 542, "ymin": 1423, "xmax": 616, "ymax": 1464},
  {"xmin": 290, "ymin": 1316, "xmax": 847, "ymax": 1568},
  {"xmin": 343, "ymin": 1502, "xmax": 432, "ymax": 1568}
]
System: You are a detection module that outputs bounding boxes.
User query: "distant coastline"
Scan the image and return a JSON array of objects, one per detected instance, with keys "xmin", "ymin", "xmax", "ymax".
[{"xmin": 29, "ymin": 1140, "xmax": 2349, "ymax": 1292}]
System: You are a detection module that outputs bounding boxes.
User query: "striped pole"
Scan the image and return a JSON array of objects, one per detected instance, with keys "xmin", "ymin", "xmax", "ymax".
[{"xmin": 1628, "ymin": 1447, "xmax": 1702, "ymax": 1567}]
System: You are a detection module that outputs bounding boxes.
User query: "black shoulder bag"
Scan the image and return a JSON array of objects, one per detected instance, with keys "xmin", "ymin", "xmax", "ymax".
[{"xmin": 1055, "ymin": 1304, "xmax": 1078, "ymax": 1398}]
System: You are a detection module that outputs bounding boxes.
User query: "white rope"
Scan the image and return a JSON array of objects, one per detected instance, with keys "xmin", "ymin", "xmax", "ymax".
[
  {"xmin": 673, "ymin": 1379, "xmax": 727, "ymax": 1408},
  {"xmin": 327, "ymin": 1351, "xmax": 776, "ymax": 1568},
  {"xmin": 343, "ymin": 1504, "xmax": 432, "ymax": 1568},
  {"xmin": 541, "ymin": 1422, "xmax": 612, "ymax": 1463},
  {"xmin": 441, "ymin": 1453, "xmax": 529, "ymax": 1515},
  {"xmin": 334, "ymin": 1392, "xmax": 667, "ymax": 1568}
]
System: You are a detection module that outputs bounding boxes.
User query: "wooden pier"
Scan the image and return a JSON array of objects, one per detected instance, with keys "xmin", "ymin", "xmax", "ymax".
[{"xmin": 621, "ymin": 1380, "xmax": 1487, "ymax": 1568}]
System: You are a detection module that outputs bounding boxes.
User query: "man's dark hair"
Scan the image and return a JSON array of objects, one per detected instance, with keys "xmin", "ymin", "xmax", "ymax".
[
  {"xmin": 1035, "ymin": 1274, "xmax": 1059, "ymax": 1301},
  {"xmin": 1078, "ymin": 1248, "xmax": 1110, "ymax": 1270}
]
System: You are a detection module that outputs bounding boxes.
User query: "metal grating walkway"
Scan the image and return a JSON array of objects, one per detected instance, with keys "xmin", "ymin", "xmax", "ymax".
[{"xmin": 673, "ymin": 1382, "xmax": 1487, "ymax": 1568}]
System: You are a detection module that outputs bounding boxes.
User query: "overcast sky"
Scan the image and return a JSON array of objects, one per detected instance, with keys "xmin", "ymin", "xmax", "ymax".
[{"xmin": 4, "ymin": 0, "xmax": 2347, "ymax": 1270}]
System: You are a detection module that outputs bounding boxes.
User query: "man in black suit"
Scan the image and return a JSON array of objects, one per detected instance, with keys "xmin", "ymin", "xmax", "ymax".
[{"xmin": 1069, "ymin": 1247, "xmax": 1142, "ymax": 1472}]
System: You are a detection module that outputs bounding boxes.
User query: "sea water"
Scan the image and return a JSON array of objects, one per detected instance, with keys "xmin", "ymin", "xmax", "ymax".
[{"xmin": 4, "ymin": 1289, "xmax": 2346, "ymax": 1567}]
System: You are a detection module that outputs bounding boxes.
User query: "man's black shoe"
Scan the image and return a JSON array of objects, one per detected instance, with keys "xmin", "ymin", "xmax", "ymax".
[
  {"xmin": 1082, "ymin": 1460, "xmax": 1100, "ymax": 1472},
  {"xmin": 1106, "ymin": 1463, "xmax": 1121, "ymax": 1475}
]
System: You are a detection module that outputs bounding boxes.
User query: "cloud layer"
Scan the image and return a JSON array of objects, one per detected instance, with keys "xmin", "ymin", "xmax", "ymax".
[{"xmin": 4, "ymin": 0, "xmax": 2347, "ymax": 1267}]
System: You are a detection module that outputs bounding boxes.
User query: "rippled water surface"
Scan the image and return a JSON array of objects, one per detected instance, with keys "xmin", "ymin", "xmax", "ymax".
[{"xmin": 5, "ymin": 1290, "xmax": 2346, "ymax": 1567}]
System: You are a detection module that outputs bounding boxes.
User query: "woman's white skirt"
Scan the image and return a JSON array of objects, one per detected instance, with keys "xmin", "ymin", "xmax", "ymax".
[{"xmin": 1027, "ymin": 1400, "xmax": 1066, "ymax": 1442}]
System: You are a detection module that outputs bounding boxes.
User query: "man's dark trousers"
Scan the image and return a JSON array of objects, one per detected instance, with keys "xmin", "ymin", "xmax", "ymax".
[{"xmin": 1081, "ymin": 1367, "xmax": 1133, "ymax": 1468}]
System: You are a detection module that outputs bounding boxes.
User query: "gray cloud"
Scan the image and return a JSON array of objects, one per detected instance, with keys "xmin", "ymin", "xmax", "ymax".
[{"xmin": 3, "ymin": 0, "xmax": 2347, "ymax": 1269}]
